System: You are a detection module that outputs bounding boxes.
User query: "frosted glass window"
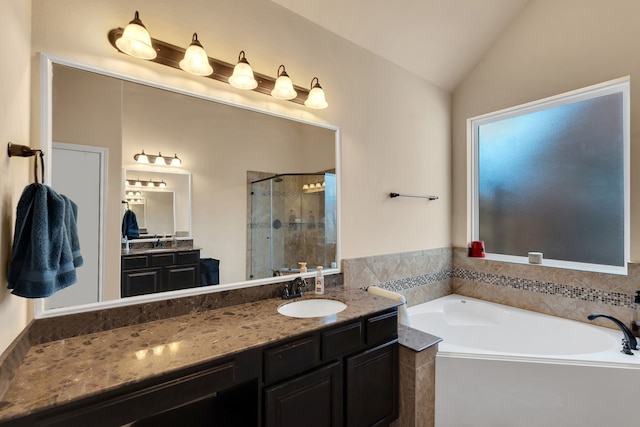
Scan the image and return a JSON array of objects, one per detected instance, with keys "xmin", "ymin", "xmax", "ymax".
[{"xmin": 472, "ymin": 80, "xmax": 629, "ymax": 270}]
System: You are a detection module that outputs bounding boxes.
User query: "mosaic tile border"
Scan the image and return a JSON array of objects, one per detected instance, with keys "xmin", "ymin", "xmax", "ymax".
[
  {"xmin": 372, "ymin": 267, "xmax": 635, "ymax": 309},
  {"xmin": 375, "ymin": 270, "xmax": 453, "ymax": 292},
  {"xmin": 453, "ymin": 268, "xmax": 635, "ymax": 308}
]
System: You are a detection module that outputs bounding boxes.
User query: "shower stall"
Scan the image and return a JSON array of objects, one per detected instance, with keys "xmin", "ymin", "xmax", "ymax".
[{"xmin": 248, "ymin": 173, "xmax": 337, "ymax": 280}]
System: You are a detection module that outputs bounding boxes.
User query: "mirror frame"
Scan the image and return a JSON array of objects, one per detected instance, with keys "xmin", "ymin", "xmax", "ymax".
[{"xmin": 36, "ymin": 53, "xmax": 342, "ymax": 318}]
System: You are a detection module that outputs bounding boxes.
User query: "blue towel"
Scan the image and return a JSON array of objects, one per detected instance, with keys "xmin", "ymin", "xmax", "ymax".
[
  {"xmin": 7, "ymin": 184, "xmax": 81, "ymax": 298},
  {"xmin": 62, "ymin": 195, "xmax": 83, "ymax": 268},
  {"xmin": 121, "ymin": 209, "xmax": 140, "ymax": 239}
]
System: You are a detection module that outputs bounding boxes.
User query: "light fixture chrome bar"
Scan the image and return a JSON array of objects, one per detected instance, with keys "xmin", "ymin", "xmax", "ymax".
[{"xmin": 108, "ymin": 28, "xmax": 311, "ymax": 105}]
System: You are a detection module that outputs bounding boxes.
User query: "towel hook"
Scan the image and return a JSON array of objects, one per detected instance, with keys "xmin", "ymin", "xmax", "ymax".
[{"xmin": 8, "ymin": 143, "xmax": 45, "ymax": 185}]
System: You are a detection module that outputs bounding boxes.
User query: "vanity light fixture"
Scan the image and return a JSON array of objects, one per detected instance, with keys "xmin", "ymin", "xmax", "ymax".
[
  {"xmin": 271, "ymin": 65, "xmax": 297, "ymax": 100},
  {"xmin": 179, "ymin": 33, "xmax": 214, "ymax": 76},
  {"xmin": 133, "ymin": 150, "xmax": 182, "ymax": 167},
  {"xmin": 127, "ymin": 179, "xmax": 169, "ymax": 188},
  {"xmin": 302, "ymin": 181, "xmax": 326, "ymax": 193},
  {"xmin": 109, "ymin": 14, "xmax": 328, "ymax": 108},
  {"xmin": 228, "ymin": 51, "xmax": 258, "ymax": 90},
  {"xmin": 304, "ymin": 77, "xmax": 328, "ymax": 110},
  {"xmin": 115, "ymin": 11, "xmax": 157, "ymax": 60}
]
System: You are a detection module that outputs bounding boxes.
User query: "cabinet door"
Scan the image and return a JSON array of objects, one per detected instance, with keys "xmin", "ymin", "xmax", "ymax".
[
  {"xmin": 164, "ymin": 264, "xmax": 199, "ymax": 291},
  {"xmin": 264, "ymin": 362, "xmax": 342, "ymax": 427},
  {"xmin": 346, "ymin": 342, "xmax": 398, "ymax": 427},
  {"xmin": 121, "ymin": 268, "xmax": 162, "ymax": 297}
]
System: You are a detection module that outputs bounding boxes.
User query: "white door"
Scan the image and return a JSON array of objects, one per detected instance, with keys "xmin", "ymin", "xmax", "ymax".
[{"xmin": 46, "ymin": 142, "xmax": 106, "ymax": 310}]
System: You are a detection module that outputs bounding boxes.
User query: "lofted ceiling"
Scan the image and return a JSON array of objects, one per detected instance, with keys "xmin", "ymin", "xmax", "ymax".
[{"xmin": 271, "ymin": 0, "xmax": 531, "ymax": 91}]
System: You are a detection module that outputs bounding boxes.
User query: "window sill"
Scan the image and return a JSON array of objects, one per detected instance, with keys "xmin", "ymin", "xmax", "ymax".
[{"xmin": 476, "ymin": 253, "xmax": 628, "ymax": 276}]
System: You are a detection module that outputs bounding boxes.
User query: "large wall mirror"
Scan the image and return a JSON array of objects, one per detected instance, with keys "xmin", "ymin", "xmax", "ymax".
[{"xmin": 38, "ymin": 55, "xmax": 340, "ymax": 318}]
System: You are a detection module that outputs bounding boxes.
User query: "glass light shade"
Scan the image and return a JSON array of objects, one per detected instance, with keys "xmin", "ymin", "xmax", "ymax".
[
  {"xmin": 271, "ymin": 66, "xmax": 297, "ymax": 100},
  {"xmin": 304, "ymin": 78, "xmax": 328, "ymax": 109},
  {"xmin": 154, "ymin": 154, "xmax": 166, "ymax": 165},
  {"xmin": 179, "ymin": 33, "xmax": 213, "ymax": 76},
  {"xmin": 134, "ymin": 150, "xmax": 149, "ymax": 164},
  {"xmin": 135, "ymin": 179, "xmax": 142, "ymax": 187},
  {"xmin": 115, "ymin": 12, "xmax": 157, "ymax": 60},
  {"xmin": 147, "ymin": 181, "xmax": 155, "ymax": 187},
  {"xmin": 159, "ymin": 181, "xmax": 167, "ymax": 188},
  {"xmin": 229, "ymin": 52, "xmax": 258, "ymax": 90},
  {"xmin": 170, "ymin": 154, "xmax": 182, "ymax": 166}
]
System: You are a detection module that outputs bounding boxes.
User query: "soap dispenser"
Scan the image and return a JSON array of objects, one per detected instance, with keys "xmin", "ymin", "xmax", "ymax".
[
  {"xmin": 315, "ymin": 266, "xmax": 324, "ymax": 295},
  {"xmin": 631, "ymin": 290, "xmax": 640, "ymax": 337}
]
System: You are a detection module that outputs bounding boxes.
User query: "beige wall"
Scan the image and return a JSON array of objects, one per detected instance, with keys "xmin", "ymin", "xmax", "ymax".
[
  {"xmin": 452, "ymin": 0, "xmax": 640, "ymax": 259},
  {"xmin": 0, "ymin": 0, "xmax": 451, "ymax": 352},
  {"xmin": 30, "ymin": 0, "xmax": 452, "ymax": 259},
  {"xmin": 0, "ymin": 0, "xmax": 32, "ymax": 353}
]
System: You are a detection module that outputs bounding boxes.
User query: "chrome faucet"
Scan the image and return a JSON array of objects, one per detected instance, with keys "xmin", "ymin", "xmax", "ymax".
[
  {"xmin": 588, "ymin": 313, "xmax": 638, "ymax": 355},
  {"xmin": 282, "ymin": 277, "xmax": 306, "ymax": 300}
]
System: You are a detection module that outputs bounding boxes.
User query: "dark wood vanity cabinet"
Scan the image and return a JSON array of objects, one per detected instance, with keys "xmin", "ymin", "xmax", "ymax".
[
  {"xmin": 121, "ymin": 250, "xmax": 200, "ymax": 297},
  {"xmin": 262, "ymin": 309, "xmax": 399, "ymax": 427},
  {"xmin": 4, "ymin": 307, "xmax": 398, "ymax": 427},
  {"xmin": 19, "ymin": 349, "xmax": 260, "ymax": 427}
]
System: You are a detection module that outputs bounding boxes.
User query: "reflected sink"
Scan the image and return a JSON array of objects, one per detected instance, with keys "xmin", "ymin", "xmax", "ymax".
[
  {"xmin": 278, "ymin": 299, "xmax": 347, "ymax": 318},
  {"xmin": 145, "ymin": 248, "xmax": 172, "ymax": 253}
]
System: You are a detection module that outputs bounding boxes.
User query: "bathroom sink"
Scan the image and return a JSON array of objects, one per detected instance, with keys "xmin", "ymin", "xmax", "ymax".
[
  {"xmin": 278, "ymin": 299, "xmax": 347, "ymax": 318},
  {"xmin": 145, "ymin": 248, "xmax": 172, "ymax": 253}
]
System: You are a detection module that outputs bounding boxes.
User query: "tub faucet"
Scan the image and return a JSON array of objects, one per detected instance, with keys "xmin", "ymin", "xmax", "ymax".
[{"xmin": 588, "ymin": 313, "xmax": 638, "ymax": 355}]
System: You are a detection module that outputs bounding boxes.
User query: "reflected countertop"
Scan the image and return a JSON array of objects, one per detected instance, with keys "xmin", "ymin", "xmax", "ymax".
[
  {"xmin": 121, "ymin": 246, "xmax": 203, "ymax": 256},
  {"xmin": 0, "ymin": 287, "xmax": 400, "ymax": 423}
]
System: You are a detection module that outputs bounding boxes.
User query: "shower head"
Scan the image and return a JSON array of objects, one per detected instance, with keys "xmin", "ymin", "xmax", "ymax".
[{"xmin": 274, "ymin": 176, "xmax": 283, "ymax": 182}]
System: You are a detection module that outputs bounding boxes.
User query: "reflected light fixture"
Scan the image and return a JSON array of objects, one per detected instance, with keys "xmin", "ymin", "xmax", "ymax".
[
  {"xmin": 271, "ymin": 65, "xmax": 297, "ymax": 100},
  {"xmin": 133, "ymin": 149, "xmax": 149, "ymax": 164},
  {"xmin": 134, "ymin": 150, "xmax": 182, "ymax": 167},
  {"xmin": 228, "ymin": 51, "xmax": 258, "ymax": 90},
  {"xmin": 127, "ymin": 179, "xmax": 169, "ymax": 188},
  {"xmin": 154, "ymin": 153, "xmax": 166, "ymax": 166},
  {"xmin": 179, "ymin": 33, "xmax": 214, "ymax": 76},
  {"xmin": 304, "ymin": 77, "xmax": 328, "ymax": 110},
  {"xmin": 115, "ymin": 11, "xmax": 157, "ymax": 60}
]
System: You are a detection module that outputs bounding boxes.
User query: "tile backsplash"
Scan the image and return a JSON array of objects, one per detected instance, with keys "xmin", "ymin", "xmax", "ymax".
[{"xmin": 343, "ymin": 246, "xmax": 638, "ymax": 329}]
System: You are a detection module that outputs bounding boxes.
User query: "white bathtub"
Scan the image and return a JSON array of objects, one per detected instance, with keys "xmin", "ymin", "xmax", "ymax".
[{"xmin": 405, "ymin": 295, "xmax": 640, "ymax": 427}]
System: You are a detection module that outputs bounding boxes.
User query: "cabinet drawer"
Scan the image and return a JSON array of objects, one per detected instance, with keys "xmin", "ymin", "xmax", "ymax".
[
  {"xmin": 322, "ymin": 321, "xmax": 362, "ymax": 361},
  {"xmin": 366, "ymin": 311, "xmax": 398, "ymax": 346},
  {"xmin": 150, "ymin": 252, "xmax": 176, "ymax": 266},
  {"xmin": 264, "ymin": 336, "xmax": 319, "ymax": 385},
  {"xmin": 35, "ymin": 360, "xmax": 237, "ymax": 427},
  {"xmin": 121, "ymin": 255, "xmax": 149, "ymax": 270},
  {"xmin": 176, "ymin": 250, "xmax": 200, "ymax": 265}
]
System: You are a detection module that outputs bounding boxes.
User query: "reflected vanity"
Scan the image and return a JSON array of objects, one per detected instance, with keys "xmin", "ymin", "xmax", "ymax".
[{"xmin": 41, "ymin": 55, "xmax": 340, "ymax": 317}]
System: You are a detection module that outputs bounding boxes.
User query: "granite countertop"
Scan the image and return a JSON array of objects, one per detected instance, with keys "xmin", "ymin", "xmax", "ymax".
[
  {"xmin": 121, "ymin": 246, "xmax": 202, "ymax": 256},
  {"xmin": 0, "ymin": 287, "xmax": 400, "ymax": 423}
]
